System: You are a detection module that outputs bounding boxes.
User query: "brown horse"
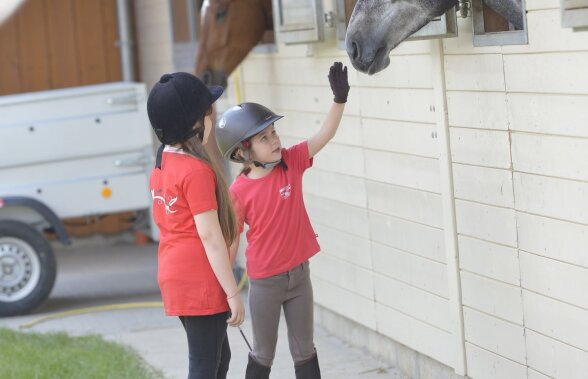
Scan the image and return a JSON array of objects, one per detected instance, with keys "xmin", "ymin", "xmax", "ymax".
[
  {"xmin": 195, "ymin": 0, "xmax": 274, "ymax": 169},
  {"xmin": 195, "ymin": 0, "xmax": 274, "ymax": 88}
]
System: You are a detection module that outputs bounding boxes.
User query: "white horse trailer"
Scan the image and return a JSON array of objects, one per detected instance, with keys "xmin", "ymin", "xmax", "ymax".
[{"xmin": 0, "ymin": 82, "xmax": 155, "ymax": 316}]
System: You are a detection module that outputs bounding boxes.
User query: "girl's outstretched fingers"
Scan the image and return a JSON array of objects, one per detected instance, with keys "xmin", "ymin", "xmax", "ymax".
[{"xmin": 328, "ymin": 61, "xmax": 350, "ymax": 104}]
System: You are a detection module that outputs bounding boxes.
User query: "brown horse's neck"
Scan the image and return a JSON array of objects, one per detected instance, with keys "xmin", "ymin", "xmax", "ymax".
[{"xmin": 195, "ymin": 0, "xmax": 273, "ymax": 87}]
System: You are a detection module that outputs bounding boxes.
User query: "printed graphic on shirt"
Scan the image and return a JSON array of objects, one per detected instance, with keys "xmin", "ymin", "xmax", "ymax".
[
  {"xmin": 151, "ymin": 189, "xmax": 178, "ymax": 214},
  {"xmin": 279, "ymin": 184, "xmax": 292, "ymax": 200}
]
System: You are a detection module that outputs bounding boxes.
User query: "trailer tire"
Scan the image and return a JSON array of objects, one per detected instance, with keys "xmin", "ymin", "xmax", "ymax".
[{"xmin": 0, "ymin": 220, "xmax": 56, "ymax": 317}]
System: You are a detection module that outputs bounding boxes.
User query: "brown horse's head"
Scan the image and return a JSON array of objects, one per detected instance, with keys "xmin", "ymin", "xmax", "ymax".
[{"xmin": 196, "ymin": 0, "xmax": 273, "ymax": 88}]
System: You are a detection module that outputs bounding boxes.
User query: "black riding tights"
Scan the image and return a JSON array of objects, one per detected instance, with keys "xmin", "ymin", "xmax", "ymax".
[{"xmin": 179, "ymin": 312, "xmax": 231, "ymax": 379}]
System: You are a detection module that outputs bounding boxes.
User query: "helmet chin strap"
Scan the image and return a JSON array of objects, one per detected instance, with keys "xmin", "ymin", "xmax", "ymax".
[
  {"xmin": 242, "ymin": 145, "xmax": 286, "ymax": 170},
  {"xmin": 253, "ymin": 160, "xmax": 282, "ymax": 169}
]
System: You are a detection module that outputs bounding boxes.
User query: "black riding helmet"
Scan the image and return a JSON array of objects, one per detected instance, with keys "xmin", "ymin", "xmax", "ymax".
[
  {"xmin": 147, "ymin": 72, "xmax": 223, "ymax": 169},
  {"xmin": 216, "ymin": 103, "xmax": 283, "ymax": 165}
]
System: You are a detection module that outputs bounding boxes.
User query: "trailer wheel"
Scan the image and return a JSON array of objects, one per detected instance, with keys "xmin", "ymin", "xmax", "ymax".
[{"xmin": 0, "ymin": 220, "xmax": 56, "ymax": 317}]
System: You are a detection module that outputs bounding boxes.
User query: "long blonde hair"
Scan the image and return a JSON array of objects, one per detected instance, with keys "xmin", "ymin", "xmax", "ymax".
[{"xmin": 179, "ymin": 117, "xmax": 237, "ymax": 246}]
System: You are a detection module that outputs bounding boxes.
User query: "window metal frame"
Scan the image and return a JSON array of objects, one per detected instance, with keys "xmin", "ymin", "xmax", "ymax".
[
  {"xmin": 472, "ymin": 0, "xmax": 529, "ymax": 46},
  {"xmin": 272, "ymin": 0, "xmax": 324, "ymax": 44},
  {"xmin": 561, "ymin": 0, "xmax": 588, "ymax": 30}
]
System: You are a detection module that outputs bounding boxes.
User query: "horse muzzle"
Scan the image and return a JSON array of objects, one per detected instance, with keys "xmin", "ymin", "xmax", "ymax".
[{"xmin": 201, "ymin": 69, "xmax": 228, "ymax": 89}]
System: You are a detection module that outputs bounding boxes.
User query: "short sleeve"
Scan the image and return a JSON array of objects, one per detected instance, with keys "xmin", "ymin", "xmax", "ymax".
[
  {"xmin": 230, "ymin": 188, "xmax": 245, "ymax": 234},
  {"xmin": 182, "ymin": 166, "xmax": 218, "ymax": 216},
  {"xmin": 285, "ymin": 140, "xmax": 313, "ymax": 173}
]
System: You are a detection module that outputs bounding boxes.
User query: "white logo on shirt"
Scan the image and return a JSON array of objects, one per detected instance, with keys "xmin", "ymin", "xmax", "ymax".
[
  {"xmin": 279, "ymin": 184, "xmax": 291, "ymax": 200},
  {"xmin": 151, "ymin": 189, "xmax": 178, "ymax": 214}
]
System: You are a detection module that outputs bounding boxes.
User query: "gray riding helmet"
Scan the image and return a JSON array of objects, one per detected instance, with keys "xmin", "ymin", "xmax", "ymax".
[{"xmin": 216, "ymin": 102, "xmax": 283, "ymax": 163}]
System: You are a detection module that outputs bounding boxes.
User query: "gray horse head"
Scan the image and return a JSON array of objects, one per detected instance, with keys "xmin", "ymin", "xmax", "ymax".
[
  {"xmin": 346, "ymin": 0, "xmax": 524, "ymax": 75},
  {"xmin": 346, "ymin": 0, "xmax": 457, "ymax": 74}
]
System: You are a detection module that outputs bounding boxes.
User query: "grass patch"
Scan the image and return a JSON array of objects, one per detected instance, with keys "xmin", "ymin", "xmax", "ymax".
[{"xmin": 0, "ymin": 327, "xmax": 163, "ymax": 379}]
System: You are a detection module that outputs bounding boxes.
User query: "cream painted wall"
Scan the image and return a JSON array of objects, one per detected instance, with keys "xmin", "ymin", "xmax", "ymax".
[
  {"xmin": 135, "ymin": 0, "xmax": 588, "ymax": 377},
  {"xmin": 239, "ymin": 1, "xmax": 588, "ymax": 378},
  {"xmin": 134, "ymin": 0, "xmax": 174, "ymax": 91}
]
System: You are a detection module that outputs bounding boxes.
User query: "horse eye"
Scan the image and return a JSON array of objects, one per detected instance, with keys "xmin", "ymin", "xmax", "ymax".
[{"xmin": 216, "ymin": 8, "xmax": 228, "ymax": 22}]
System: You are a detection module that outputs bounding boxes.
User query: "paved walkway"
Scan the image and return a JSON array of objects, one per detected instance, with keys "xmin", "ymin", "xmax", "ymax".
[{"xmin": 0, "ymin": 242, "xmax": 408, "ymax": 378}]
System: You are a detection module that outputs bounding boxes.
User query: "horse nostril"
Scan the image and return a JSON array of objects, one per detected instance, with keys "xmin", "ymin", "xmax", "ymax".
[{"xmin": 351, "ymin": 41, "xmax": 360, "ymax": 61}]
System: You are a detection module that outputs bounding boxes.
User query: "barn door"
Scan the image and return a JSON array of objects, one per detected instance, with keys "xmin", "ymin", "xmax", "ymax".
[{"xmin": 0, "ymin": 0, "xmax": 122, "ymax": 96}]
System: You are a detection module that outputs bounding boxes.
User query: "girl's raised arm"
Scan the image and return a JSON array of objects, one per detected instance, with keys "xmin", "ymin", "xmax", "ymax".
[{"xmin": 308, "ymin": 62, "xmax": 350, "ymax": 158}]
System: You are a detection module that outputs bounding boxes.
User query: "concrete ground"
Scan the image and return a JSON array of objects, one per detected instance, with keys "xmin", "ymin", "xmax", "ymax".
[{"xmin": 0, "ymin": 240, "xmax": 408, "ymax": 379}]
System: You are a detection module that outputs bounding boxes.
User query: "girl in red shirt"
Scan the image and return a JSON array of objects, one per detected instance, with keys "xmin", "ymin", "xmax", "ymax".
[
  {"xmin": 147, "ymin": 72, "xmax": 245, "ymax": 379},
  {"xmin": 215, "ymin": 63, "xmax": 350, "ymax": 379}
]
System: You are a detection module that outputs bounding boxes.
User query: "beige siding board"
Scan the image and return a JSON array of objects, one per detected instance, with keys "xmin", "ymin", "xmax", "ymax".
[
  {"xmin": 526, "ymin": 329, "xmax": 588, "ymax": 379},
  {"xmin": 456, "ymin": 200, "xmax": 518, "ymax": 247},
  {"xmin": 465, "ymin": 343, "xmax": 527, "ymax": 379},
  {"xmin": 453, "ymin": 164, "xmax": 515, "ymax": 208},
  {"xmin": 362, "ymin": 119, "xmax": 438, "ymax": 158},
  {"xmin": 312, "ymin": 143, "xmax": 365, "ymax": 177},
  {"xmin": 356, "ymin": 54, "xmax": 433, "ymax": 89},
  {"xmin": 507, "ymin": 93, "xmax": 588, "ymax": 138},
  {"xmin": 527, "ymin": 369, "xmax": 552, "ymax": 379},
  {"xmin": 245, "ymin": 84, "xmax": 361, "ymax": 116},
  {"xmin": 366, "ymin": 181, "xmax": 443, "ymax": 228},
  {"xmin": 134, "ymin": 0, "xmax": 173, "ymax": 87},
  {"xmin": 242, "ymin": 57, "xmax": 359, "ymax": 86},
  {"xmin": 517, "ymin": 212, "xmax": 588, "ymax": 268},
  {"xmin": 444, "ymin": 54, "xmax": 505, "ymax": 91},
  {"xmin": 303, "ymin": 169, "xmax": 367, "ymax": 208},
  {"xmin": 514, "ymin": 173, "xmax": 588, "ymax": 225},
  {"xmin": 520, "ymin": 251, "xmax": 588, "ymax": 310},
  {"xmin": 358, "ymin": 88, "xmax": 435, "ymax": 123},
  {"xmin": 277, "ymin": 112, "xmax": 363, "ymax": 147},
  {"xmin": 369, "ymin": 211, "xmax": 446, "ymax": 264},
  {"xmin": 365, "ymin": 150, "xmax": 440, "ymax": 193},
  {"xmin": 372, "ymin": 242, "xmax": 448, "ymax": 298},
  {"xmin": 523, "ymin": 290, "xmax": 588, "ymax": 351},
  {"xmin": 374, "ymin": 274, "xmax": 451, "ymax": 332},
  {"xmin": 513, "ymin": 132, "xmax": 588, "ymax": 181},
  {"xmin": 502, "ymin": 9, "xmax": 588, "ymax": 54},
  {"xmin": 450, "ymin": 128, "xmax": 512, "ymax": 169},
  {"xmin": 375, "ymin": 303, "xmax": 453, "ymax": 367},
  {"xmin": 313, "ymin": 276, "xmax": 376, "ymax": 329},
  {"xmin": 314, "ymin": 224, "xmax": 372, "ymax": 270},
  {"xmin": 390, "ymin": 40, "xmax": 432, "ymax": 55},
  {"xmin": 305, "ymin": 194, "xmax": 370, "ymax": 239},
  {"xmin": 461, "ymin": 271, "xmax": 524, "ymax": 324},
  {"xmin": 459, "ymin": 236, "xmax": 520, "ymax": 286},
  {"xmin": 525, "ymin": 0, "xmax": 559, "ymax": 10},
  {"xmin": 312, "ymin": 253, "xmax": 375, "ymax": 300},
  {"xmin": 463, "ymin": 307, "xmax": 527, "ymax": 364},
  {"xmin": 447, "ymin": 91, "xmax": 508, "ymax": 130},
  {"xmin": 504, "ymin": 53, "xmax": 588, "ymax": 95}
]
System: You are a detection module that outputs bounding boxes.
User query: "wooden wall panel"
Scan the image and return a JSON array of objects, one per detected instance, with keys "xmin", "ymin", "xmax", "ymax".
[
  {"xmin": 45, "ymin": 0, "xmax": 79, "ymax": 88},
  {"xmin": 0, "ymin": 0, "xmax": 122, "ymax": 96},
  {"xmin": 102, "ymin": 0, "xmax": 122, "ymax": 82},
  {"xmin": 16, "ymin": 0, "xmax": 49, "ymax": 92},
  {"xmin": 0, "ymin": 18, "xmax": 21, "ymax": 94}
]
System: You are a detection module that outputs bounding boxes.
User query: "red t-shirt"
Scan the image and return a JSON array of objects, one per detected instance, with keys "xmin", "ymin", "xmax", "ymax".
[
  {"xmin": 230, "ymin": 141, "xmax": 320, "ymax": 279},
  {"xmin": 150, "ymin": 147, "xmax": 230, "ymax": 316}
]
